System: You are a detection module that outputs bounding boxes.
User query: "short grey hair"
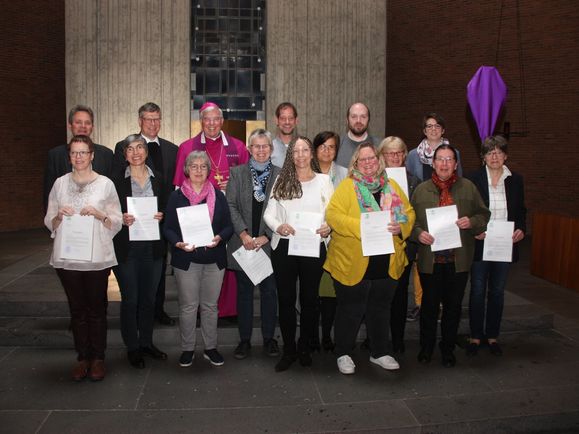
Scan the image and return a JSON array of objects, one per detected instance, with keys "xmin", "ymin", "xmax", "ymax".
[
  {"xmin": 183, "ymin": 150, "xmax": 211, "ymax": 179},
  {"xmin": 122, "ymin": 134, "xmax": 147, "ymax": 157},
  {"xmin": 247, "ymin": 128, "xmax": 273, "ymax": 151},
  {"xmin": 138, "ymin": 102, "xmax": 161, "ymax": 118},
  {"xmin": 200, "ymin": 104, "xmax": 223, "ymax": 118},
  {"xmin": 68, "ymin": 105, "xmax": 94, "ymax": 125}
]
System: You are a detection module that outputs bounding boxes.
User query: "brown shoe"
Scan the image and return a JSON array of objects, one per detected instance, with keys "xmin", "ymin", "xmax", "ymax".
[
  {"xmin": 89, "ymin": 359, "xmax": 106, "ymax": 381},
  {"xmin": 71, "ymin": 360, "xmax": 90, "ymax": 382}
]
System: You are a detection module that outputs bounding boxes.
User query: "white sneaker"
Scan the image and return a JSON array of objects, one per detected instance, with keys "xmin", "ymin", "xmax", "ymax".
[
  {"xmin": 337, "ymin": 355, "xmax": 356, "ymax": 374},
  {"xmin": 369, "ymin": 355, "xmax": 400, "ymax": 370}
]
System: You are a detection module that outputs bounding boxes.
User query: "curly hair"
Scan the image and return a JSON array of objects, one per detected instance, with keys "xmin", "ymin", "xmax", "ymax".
[{"xmin": 272, "ymin": 136, "xmax": 321, "ymax": 200}]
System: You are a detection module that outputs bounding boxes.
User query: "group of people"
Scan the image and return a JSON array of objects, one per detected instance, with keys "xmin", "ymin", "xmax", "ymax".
[{"xmin": 44, "ymin": 101, "xmax": 526, "ymax": 381}]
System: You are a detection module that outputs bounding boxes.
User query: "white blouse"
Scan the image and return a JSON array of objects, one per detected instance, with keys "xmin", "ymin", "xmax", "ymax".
[
  {"xmin": 44, "ymin": 173, "xmax": 122, "ymax": 271},
  {"xmin": 263, "ymin": 173, "xmax": 334, "ymax": 250},
  {"xmin": 486, "ymin": 164, "xmax": 511, "ymax": 222}
]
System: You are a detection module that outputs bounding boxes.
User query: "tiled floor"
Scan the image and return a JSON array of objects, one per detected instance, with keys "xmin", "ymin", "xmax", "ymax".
[{"xmin": 0, "ymin": 230, "xmax": 578, "ymax": 433}]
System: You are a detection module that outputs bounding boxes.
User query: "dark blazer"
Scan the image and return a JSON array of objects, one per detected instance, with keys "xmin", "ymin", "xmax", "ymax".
[
  {"xmin": 467, "ymin": 167, "xmax": 527, "ymax": 262},
  {"xmin": 113, "ymin": 136, "xmax": 178, "ymax": 200},
  {"xmin": 163, "ymin": 187, "xmax": 233, "ymax": 270},
  {"xmin": 112, "ymin": 169, "xmax": 167, "ymax": 263},
  {"xmin": 225, "ymin": 163, "xmax": 280, "ymax": 271},
  {"xmin": 43, "ymin": 143, "xmax": 113, "ymax": 211}
]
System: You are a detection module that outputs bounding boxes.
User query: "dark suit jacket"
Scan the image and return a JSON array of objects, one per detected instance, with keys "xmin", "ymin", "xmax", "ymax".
[
  {"xmin": 113, "ymin": 136, "xmax": 178, "ymax": 200},
  {"xmin": 112, "ymin": 170, "xmax": 167, "ymax": 263},
  {"xmin": 163, "ymin": 187, "xmax": 233, "ymax": 270},
  {"xmin": 225, "ymin": 163, "xmax": 280, "ymax": 271},
  {"xmin": 467, "ymin": 167, "xmax": 527, "ymax": 262},
  {"xmin": 43, "ymin": 143, "xmax": 113, "ymax": 211}
]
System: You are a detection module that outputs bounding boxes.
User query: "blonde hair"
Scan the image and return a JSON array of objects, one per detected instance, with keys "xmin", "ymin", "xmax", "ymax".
[{"xmin": 347, "ymin": 142, "xmax": 385, "ymax": 178}]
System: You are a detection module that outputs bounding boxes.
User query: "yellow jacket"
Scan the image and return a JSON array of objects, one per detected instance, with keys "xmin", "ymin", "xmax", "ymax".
[{"xmin": 323, "ymin": 177, "xmax": 415, "ymax": 286}]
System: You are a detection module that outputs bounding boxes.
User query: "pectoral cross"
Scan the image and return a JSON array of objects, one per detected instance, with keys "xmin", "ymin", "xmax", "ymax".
[{"xmin": 214, "ymin": 171, "xmax": 224, "ymax": 184}]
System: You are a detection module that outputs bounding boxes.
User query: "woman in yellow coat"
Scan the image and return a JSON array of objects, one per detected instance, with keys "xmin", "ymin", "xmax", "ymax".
[{"xmin": 324, "ymin": 142, "xmax": 415, "ymax": 375}]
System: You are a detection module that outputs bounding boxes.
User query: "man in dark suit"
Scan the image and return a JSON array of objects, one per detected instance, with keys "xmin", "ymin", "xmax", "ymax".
[
  {"xmin": 43, "ymin": 105, "xmax": 114, "ymax": 211},
  {"xmin": 113, "ymin": 102, "xmax": 178, "ymax": 326}
]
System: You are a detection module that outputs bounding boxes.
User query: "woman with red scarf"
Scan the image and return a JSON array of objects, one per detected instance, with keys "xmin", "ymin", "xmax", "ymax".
[
  {"xmin": 411, "ymin": 145, "xmax": 490, "ymax": 368},
  {"xmin": 164, "ymin": 151, "xmax": 233, "ymax": 368}
]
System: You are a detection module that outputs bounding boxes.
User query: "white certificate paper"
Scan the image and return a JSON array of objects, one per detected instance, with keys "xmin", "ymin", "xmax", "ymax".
[
  {"xmin": 287, "ymin": 211, "xmax": 323, "ymax": 258},
  {"xmin": 426, "ymin": 205, "xmax": 462, "ymax": 252},
  {"xmin": 59, "ymin": 215, "xmax": 94, "ymax": 261},
  {"xmin": 177, "ymin": 204, "xmax": 214, "ymax": 248},
  {"xmin": 232, "ymin": 246, "xmax": 274, "ymax": 286},
  {"xmin": 483, "ymin": 220, "xmax": 514, "ymax": 262},
  {"xmin": 386, "ymin": 167, "xmax": 409, "ymax": 199},
  {"xmin": 360, "ymin": 210, "xmax": 395, "ymax": 256},
  {"xmin": 127, "ymin": 197, "xmax": 160, "ymax": 241}
]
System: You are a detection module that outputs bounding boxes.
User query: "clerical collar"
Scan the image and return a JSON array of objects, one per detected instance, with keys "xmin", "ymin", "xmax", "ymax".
[
  {"xmin": 141, "ymin": 134, "xmax": 159, "ymax": 146},
  {"xmin": 201, "ymin": 131, "xmax": 229, "ymax": 147}
]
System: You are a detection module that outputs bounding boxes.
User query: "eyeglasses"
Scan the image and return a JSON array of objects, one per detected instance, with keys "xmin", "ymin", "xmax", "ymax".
[
  {"xmin": 383, "ymin": 151, "xmax": 404, "ymax": 158},
  {"xmin": 126, "ymin": 144, "xmax": 146, "ymax": 153},
  {"xmin": 435, "ymin": 157, "xmax": 455, "ymax": 163},
  {"xmin": 189, "ymin": 164, "xmax": 209, "ymax": 171},
  {"xmin": 141, "ymin": 117, "xmax": 161, "ymax": 124},
  {"xmin": 251, "ymin": 144, "xmax": 270, "ymax": 150},
  {"xmin": 425, "ymin": 124, "xmax": 442, "ymax": 130},
  {"xmin": 320, "ymin": 144, "xmax": 337, "ymax": 152},
  {"xmin": 485, "ymin": 150, "xmax": 505, "ymax": 158},
  {"xmin": 358, "ymin": 156, "xmax": 378, "ymax": 164},
  {"xmin": 69, "ymin": 151, "xmax": 92, "ymax": 158},
  {"xmin": 202, "ymin": 117, "xmax": 222, "ymax": 124}
]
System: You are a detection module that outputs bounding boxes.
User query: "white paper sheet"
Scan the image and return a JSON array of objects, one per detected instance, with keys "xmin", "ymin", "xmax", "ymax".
[
  {"xmin": 360, "ymin": 210, "xmax": 395, "ymax": 256},
  {"xmin": 426, "ymin": 205, "xmax": 462, "ymax": 252},
  {"xmin": 287, "ymin": 211, "xmax": 323, "ymax": 258},
  {"xmin": 232, "ymin": 246, "xmax": 274, "ymax": 285},
  {"xmin": 483, "ymin": 220, "xmax": 514, "ymax": 262},
  {"xmin": 59, "ymin": 214, "xmax": 94, "ymax": 261},
  {"xmin": 127, "ymin": 196, "xmax": 160, "ymax": 241},
  {"xmin": 386, "ymin": 167, "xmax": 409, "ymax": 198},
  {"xmin": 177, "ymin": 203, "xmax": 215, "ymax": 248}
]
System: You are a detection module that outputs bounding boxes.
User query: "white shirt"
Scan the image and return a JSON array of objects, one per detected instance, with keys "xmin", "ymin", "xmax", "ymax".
[{"xmin": 486, "ymin": 164, "xmax": 512, "ymax": 222}]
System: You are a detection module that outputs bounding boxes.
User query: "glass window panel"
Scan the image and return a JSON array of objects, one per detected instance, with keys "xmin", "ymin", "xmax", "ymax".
[
  {"xmin": 205, "ymin": 70, "xmax": 220, "ymax": 93},
  {"xmin": 237, "ymin": 70, "xmax": 251, "ymax": 93}
]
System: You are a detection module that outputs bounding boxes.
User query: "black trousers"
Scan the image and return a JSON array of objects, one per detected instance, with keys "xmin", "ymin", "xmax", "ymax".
[
  {"xmin": 419, "ymin": 263, "xmax": 469, "ymax": 352},
  {"xmin": 271, "ymin": 239, "xmax": 326, "ymax": 355},
  {"xmin": 334, "ymin": 277, "xmax": 397, "ymax": 359},
  {"xmin": 56, "ymin": 268, "xmax": 110, "ymax": 361},
  {"xmin": 390, "ymin": 261, "xmax": 413, "ymax": 349}
]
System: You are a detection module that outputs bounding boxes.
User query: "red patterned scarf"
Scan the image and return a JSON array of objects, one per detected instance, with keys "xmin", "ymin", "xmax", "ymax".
[{"xmin": 431, "ymin": 172, "xmax": 458, "ymax": 206}]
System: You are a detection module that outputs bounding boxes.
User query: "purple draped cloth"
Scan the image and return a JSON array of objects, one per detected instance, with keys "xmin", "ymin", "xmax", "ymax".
[{"xmin": 467, "ymin": 66, "xmax": 507, "ymax": 141}]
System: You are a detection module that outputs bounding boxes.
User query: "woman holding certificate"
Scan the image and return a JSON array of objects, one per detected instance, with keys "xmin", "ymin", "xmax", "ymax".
[
  {"xmin": 378, "ymin": 136, "xmax": 420, "ymax": 354},
  {"xmin": 411, "ymin": 145, "xmax": 490, "ymax": 368},
  {"xmin": 44, "ymin": 135, "xmax": 122, "ymax": 381},
  {"xmin": 263, "ymin": 137, "xmax": 334, "ymax": 372},
  {"xmin": 466, "ymin": 136, "xmax": 526, "ymax": 357},
  {"xmin": 324, "ymin": 142, "xmax": 415, "ymax": 375},
  {"xmin": 164, "ymin": 151, "xmax": 233, "ymax": 368},
  {"xmin": 113, "ymin": 135, "xmax": 167, "ymax": 369},
  {"xmin": 226, "ymin": 129, "xmax": 281, "ymax": 360}
]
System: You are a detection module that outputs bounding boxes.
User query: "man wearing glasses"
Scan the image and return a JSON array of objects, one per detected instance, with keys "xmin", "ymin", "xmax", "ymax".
[
  {"xmin": 335, "ymin": 102, "xmax": 381, "ymax": 167},
  {"xmin": 43, "ymin": 105, "xmax": 114, "ymax": 212},
  {"xmin": 113, "ymin": 102, "xmax": 179, "ymax": 326}
]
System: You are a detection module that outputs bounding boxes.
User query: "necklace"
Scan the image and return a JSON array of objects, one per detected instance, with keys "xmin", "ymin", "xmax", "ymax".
[{"xmin": 206, "ymin": 140, "xmax": 225, "ymax": 184}]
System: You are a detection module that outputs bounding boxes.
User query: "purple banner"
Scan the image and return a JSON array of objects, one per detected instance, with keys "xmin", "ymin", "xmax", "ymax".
[{"xmin": 467, "ymin": 66, "xmax": 507, "ymax": 141}]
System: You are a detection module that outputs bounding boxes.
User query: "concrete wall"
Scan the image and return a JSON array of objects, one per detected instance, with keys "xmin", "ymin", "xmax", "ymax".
[
  {"xmin": 266, "ymin": 0, "xmax": 387, "ymax": 140},
  {"xmin": 65, "ymin": 0, "xmax": 191, "ymax": 148}
]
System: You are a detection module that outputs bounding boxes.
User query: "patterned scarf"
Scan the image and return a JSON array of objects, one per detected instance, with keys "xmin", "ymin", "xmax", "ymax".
[
  {"xmin": 181, "ymin": 178, "xmax": 216, "ymax": 220},
  {"xmin": 351, "ymin": 169, "xmax": 408, "ymax": 223},
  {"xmin": 249, "ymin": 158, "xmax": 272, "ymax": 202},
  {"xmin": 416, "ymin": 138, "xmax": 450, "ymax": 166},
  {"xmin": 431, "ymin": 171, "xmax": 458, "ymax": 206}
]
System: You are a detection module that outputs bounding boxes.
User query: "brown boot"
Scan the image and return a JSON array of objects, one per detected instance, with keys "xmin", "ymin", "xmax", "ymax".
[
  {"xmin": 71, "ymin": 360, "xmax": 90, "ymax": 382},
  {"xmin": 89, "ymin": 359, "xmax": 106, "ymax": 381}
]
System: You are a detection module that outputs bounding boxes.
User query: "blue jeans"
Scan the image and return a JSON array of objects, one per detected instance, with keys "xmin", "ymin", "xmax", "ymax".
[
  {"xmin": 469, "ymin": 261, "xmax": 510, "ymax": 340},
  {"xmin": 235, "ymin": 270, "xmax": 278, "ymax": 343}
]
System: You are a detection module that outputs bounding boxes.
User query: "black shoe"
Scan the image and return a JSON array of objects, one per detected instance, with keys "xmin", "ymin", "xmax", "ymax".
[
  {"xmin": 275, "ymin": 354, "xmax": 297, "ymax": 372},
  {"xmin": 204, "ymin": 349, "xmax": 225, "ymax": 366},
  {"xmin": 441, "ymin": 351, "xmax": 456, "ymax": 368},
  {"xmin": 417, "ymin": 347, "xmax": 432, "ymax": 364},
  {"xmin": 128, "ymin": 350, "xmax": 145, "ymax": 369},
  {"xmin": 298, "ymin": 350, "xmax": 312, "ymax": 367},
  {"xmin": 140, "ymin": 345, "xmax": 168, "ymax": 360},
  {"xmin": 155, "ymin": 311, "xmax": 175, "ymax": 326},
  {"xmin": 489, "ymin": 342, "xmax": 503, "ymax": 356},
  {"xmin": 466, "ymin": 342, "xmax": 479, "ymax": 357},
  {"xmin": 309, "ymin": 338, "xmax": 321, "ymax": 353},
  {"xmin": 264, "ymin": 338, "xmax": 280, "ymax": 357},
  {"xmin": 234, "ymin": 341, "xmax": 251, "ymax": 360},
  {"xmin": 322, "ymin": 337, "xmax": 335, "ymax": 352},
  {"xmin": 179, "ymin": 351, "xmax": 194, "ymax": 367}
]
